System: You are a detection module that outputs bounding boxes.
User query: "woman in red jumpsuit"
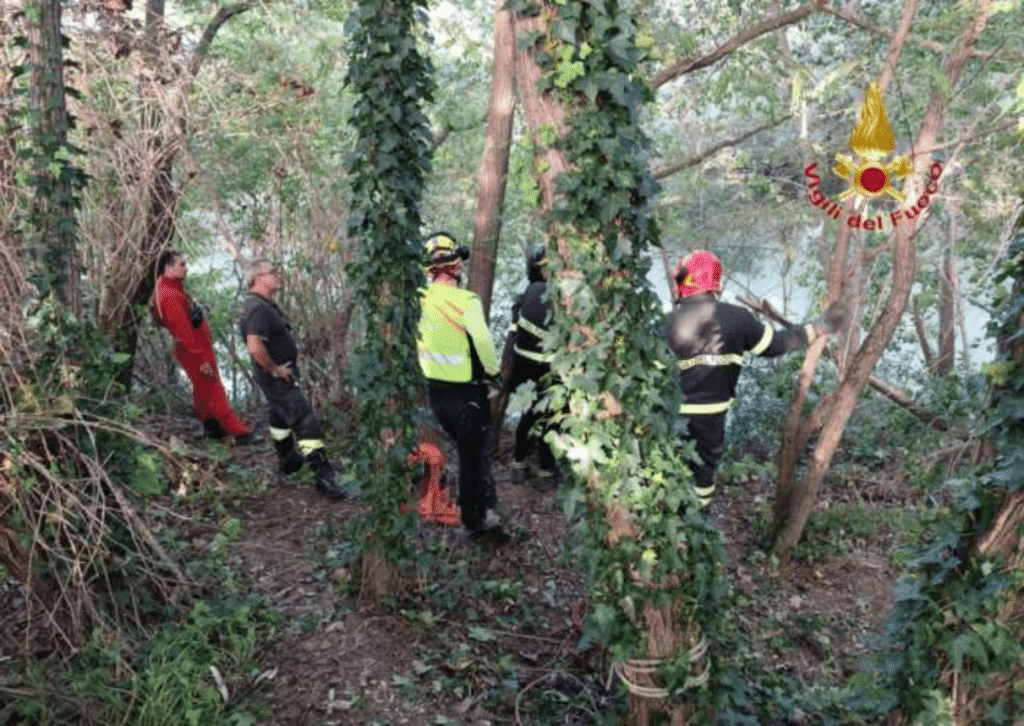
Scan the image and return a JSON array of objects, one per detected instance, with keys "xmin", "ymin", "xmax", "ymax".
[{"xmin": 154, "ymin": 250, "xmax": 258, "ymax": 445}]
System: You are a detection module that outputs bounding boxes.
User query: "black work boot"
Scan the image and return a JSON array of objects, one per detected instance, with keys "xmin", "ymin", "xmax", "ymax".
[
  {"xmin": 469, "ymin": 509, "xmax": 511, "ymax": 545},
  {"xmin": 202, "ymin": 418, "xmax": 227, "ymax": 440},
  {"xmin": 274, "ymin": 438, "xmax": 304, "ymax": 475},
  {"xmin": 307, "ymin": 449, "xmax": 346, "ymax": 500}
]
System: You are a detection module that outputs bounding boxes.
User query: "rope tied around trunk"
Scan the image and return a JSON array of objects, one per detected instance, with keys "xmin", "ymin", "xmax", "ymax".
[{"xmin": 609, "ymin": 631, "xmax": 710, "ymax": 699}]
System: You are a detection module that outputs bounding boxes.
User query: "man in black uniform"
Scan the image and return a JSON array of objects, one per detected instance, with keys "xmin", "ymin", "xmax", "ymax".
[
  {"xmin": 239, "ymin": 259, "xmax": 345, "ymax": 499},
  {"xmin": 665, "ymin": 250, "xmax": 845, "ymax": 507},
  {"xmin": 507, "ymin": 244, "xmax": 559, "ymax": 491}
]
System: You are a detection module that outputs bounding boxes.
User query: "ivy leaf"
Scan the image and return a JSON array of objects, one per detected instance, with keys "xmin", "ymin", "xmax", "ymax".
[
  {"xmin": 942, "ymin": 631, "xmax": 988, "ymax": 672},
  {"xmin": 468, "ymin": 626, "xmax": 497, "ymax": 642},
  {"xmin": 131, "ymin": 449, "xmax": 163, "ymax": 496},
  {"xmin": 893, "ymin": 577, "xmax": 926, "ymax": 602}
]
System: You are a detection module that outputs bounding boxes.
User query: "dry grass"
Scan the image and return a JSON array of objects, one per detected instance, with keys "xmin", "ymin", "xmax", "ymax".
[{"xmin": 0, "ymin": 408, "xmax": 194, "ymax": 661}]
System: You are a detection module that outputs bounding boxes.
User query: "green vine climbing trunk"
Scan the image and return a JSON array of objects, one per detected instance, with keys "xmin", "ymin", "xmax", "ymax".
[
  {"xmin": 344, "ymin": 0, "xmax": 434, "ymax": 603},
  {"xmin": 23, "ymin": 0, "xmax": 84, "ymax": 315},
  {"xmin": 511, "ymin": 2, "xmax": 726, "ymax": 723}
]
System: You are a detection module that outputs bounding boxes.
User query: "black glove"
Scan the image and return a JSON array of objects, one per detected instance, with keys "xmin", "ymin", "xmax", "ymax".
[{"xmin": 187, "ymin": 298, "xmax": 206, "ymax": 329}]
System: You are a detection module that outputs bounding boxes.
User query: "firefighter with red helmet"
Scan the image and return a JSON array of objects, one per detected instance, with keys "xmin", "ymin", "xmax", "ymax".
[
  {"xmin": 417, "ymin": 232, "xmax": 509, "ymax": 543},
  {"xmin": 665, "ymin": 250, "xmax": 846, "ymax": 507}
]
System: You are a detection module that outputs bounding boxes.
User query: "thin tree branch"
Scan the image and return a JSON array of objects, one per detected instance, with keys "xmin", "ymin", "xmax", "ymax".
[
  {"xmin": 918, "ymin": 117, "xmax": 1021, "ymax": 154},
  {"xmin": 823, "ymin": 5, "xmax": 944, "ymax": 55},
  {"xmin": 737, "ymin": 293, "xmax": 965, "ymax": 435},
  {"xmin": 651, "ymin": 116, "xmax": 790, "ymax": 180},
  {"xmin": 188, "ymin": 1, "xmax": 256, "ymax": 78},
  {"xmin": 911, "ymin": 296, "xmax": 935, "ymax": 371},
  {"xmin": 651, "ymin": 1, "xmax": 824, "ymax": 89}
]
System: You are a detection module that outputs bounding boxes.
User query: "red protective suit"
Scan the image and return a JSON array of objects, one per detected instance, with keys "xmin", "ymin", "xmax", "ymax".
[{"xmin": 155, "ymin": 275, "xmax": 251, "ymax": 437}]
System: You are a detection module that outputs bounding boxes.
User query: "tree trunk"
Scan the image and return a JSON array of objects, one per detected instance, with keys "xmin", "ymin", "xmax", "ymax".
[
  {"xmin": 109, "ymin": 0, "xmax": 178, "ymax": 389},
  {"xmin": 513, "ymin": 10, "xmax": 570, "ymax": 214},
  {"xmin": 104, "ymin": 0, "xmax": 254, "ymax": 389},
  {"xmin": 111, "ymin": 151, "xmax": 178, "ymax": 389},
  {"xmin": 468, "ymin": 1, "xmax": 516, "ymax": 322},
  {"xmin": 0, "ymin": 2, "xmax": 27, "ymax": 352},
  {"xmin": 772, "ymin": 0, "xmax": 995, "ymax": 560},
  {"xmin": 26, "ymin": 0, "xmax": 80, "ymax": 314},
  {"xmin": 912, "ymin": 296, "xmax": 936, "ymax": 370},
  {"xmin": 936, "ymin": 246, "xmax": 956, "ymax": 377}
]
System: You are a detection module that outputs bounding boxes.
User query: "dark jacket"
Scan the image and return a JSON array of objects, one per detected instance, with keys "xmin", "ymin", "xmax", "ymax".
[
  {"xmin": 511, "ymin": 281, "xmax": 553, "ymax": 363},
  {"xmin": 664, "ymin": 292, "xmax": 810, "ymax": 414}
]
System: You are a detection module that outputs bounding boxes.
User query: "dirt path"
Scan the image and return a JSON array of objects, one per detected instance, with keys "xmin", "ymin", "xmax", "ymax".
[
  {"xmin": 219, "ymin": 435, "xmax": 591, "ymax": 725},
  {"xmin": 199, "ymin": 430, "xmax": 910, "ymax": 725}
]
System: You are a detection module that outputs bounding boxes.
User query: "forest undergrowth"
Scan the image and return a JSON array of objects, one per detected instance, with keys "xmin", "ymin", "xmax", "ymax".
[{"xmin": 1, "ymin": 391, "xmax": 961, "ymax": 726}]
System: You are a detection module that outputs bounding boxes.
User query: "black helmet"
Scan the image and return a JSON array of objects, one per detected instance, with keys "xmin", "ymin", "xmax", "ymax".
[{"xmin": 527, "ymin": 244, "xmax": 547, "ymax": 282}]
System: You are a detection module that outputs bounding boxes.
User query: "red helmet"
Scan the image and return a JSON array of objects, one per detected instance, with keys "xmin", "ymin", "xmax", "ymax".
[{"xmin": 673, "ymin": 250, "xmax": 722, "ymax": 298}]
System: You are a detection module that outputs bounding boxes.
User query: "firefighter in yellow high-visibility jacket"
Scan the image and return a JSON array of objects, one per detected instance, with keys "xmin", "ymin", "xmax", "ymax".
[{"xmin": 417, "ymin": 232, "xmax": 509, "ymax": 544}]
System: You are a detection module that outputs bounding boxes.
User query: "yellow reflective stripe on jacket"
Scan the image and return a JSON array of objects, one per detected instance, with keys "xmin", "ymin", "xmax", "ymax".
[
  {"xmin": 513, "ymin": 345, "xmax": 553, "ymax": 363},
  {"xmin": 750, "ymin": 324, "xmax": 774, "ymax": 355},
  {"xmin": 679, "ymin": 399, "xmax": 734, "ymax": 415},
  {"xmin": 297, "ymin": 439, "xmax": 324, "ymax": 456},
  {"xmin": 269, "ymin": 426, "xmax": 292, "ymax": 442},
  {"xmin": 676, "ymin": 353, "xmax": 743, "ymax": 370},
  {"xmin": 517, "ymin": 317, "xmax": 550, "ymax": 343}
]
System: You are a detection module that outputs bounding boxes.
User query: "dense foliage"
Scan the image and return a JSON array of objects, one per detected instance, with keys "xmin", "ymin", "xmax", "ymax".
[{"xmin": 857, "ymin": 227, "xmax": 1024, "ymax": 726}]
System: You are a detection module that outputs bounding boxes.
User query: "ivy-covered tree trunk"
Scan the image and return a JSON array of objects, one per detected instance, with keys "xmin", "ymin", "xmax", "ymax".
[
  {"xmin": 467, "ymin": 1, "xmax": 516, "ymax": 322},
  {"xmin": 344, "ymin": 0, "xmax": 434, "ymax": 603},
  {"xmin": 1, "ymin": 4, "xmax": 28, "ymax": 356},
  {"xmin": 513, "ymin": 2, "xmax": 724, "ymax": 723},
  {"xmin": 878, "ymin": 216, "xmax": 1024, "ymax": 726},
  {"xmin": 24, "ymin": 0, "xmax": 81, "ymax": 314}
]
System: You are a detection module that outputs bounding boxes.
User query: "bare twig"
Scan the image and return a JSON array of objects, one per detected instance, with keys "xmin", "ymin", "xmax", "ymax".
[
  {"xmin": 651, "ymin": 116, "xmax": 790, "ymax": 180},
  {"xmin": 822, "ymin": 4, "xmax": 946, "ymax": 56}
]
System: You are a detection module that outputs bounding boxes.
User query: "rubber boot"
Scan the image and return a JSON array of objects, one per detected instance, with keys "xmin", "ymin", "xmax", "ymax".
[
  {"xmin": 274, "ymin": 437, "xmax": 304, "ymax": 475},
  {"xmin": 307, "ymin": 449, "xmax": 345, "ymax": 500}
]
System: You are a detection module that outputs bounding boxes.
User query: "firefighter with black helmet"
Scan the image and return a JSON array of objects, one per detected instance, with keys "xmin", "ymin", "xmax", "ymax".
[
  {"xmin": 417, "ymin": 232, "xmax": 509, "ymax": 544},
  {"xmin": 507, "ymin": 244, "xmax": 559, "ymax": 491},
  {"xmin": 665, "ymin": 249, "xmax": 847, "ymax": 508}
]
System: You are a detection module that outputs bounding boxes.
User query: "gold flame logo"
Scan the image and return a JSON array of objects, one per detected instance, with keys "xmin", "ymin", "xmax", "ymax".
[{"xmin": 833, "ymin": 83, "xmax": 911, "ymax": 202}]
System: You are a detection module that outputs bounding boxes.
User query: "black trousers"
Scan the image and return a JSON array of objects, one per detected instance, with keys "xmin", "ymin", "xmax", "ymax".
[
  {"xmin": 254, "ymin": 371, "xmax": 324, "ymax": 444},
  {"xmin": 427, "ymin": 381, "xmax": 496, "ymax": 531},
  {"xmin": 684, "ymin": 411, "xmax": 727, "ymax": 490},
  {"xmin": 508, "ymin": 354, "xmax": 555, "ymax": 472}
]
